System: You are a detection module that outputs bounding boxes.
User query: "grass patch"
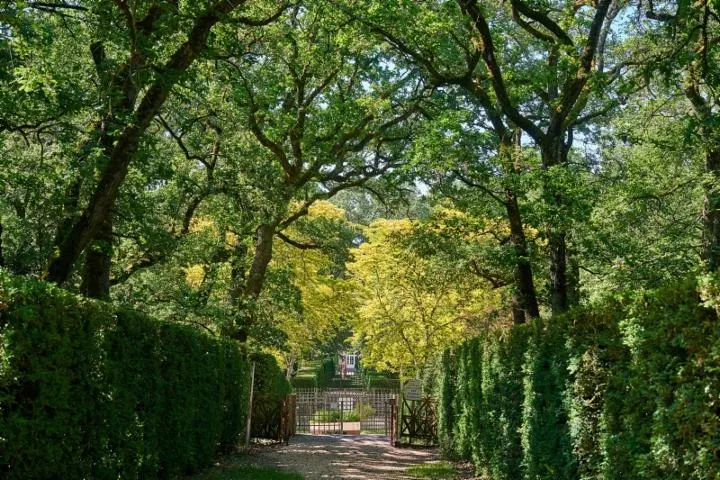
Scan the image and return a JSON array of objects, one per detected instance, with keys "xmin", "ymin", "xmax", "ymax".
[
  {"xmin": 194, "ymin": 465, "xmax": 303, "ymax": 480},
  {"xmin": 407, "ymin": 461, "xmax": 457, "ymax": 479}
]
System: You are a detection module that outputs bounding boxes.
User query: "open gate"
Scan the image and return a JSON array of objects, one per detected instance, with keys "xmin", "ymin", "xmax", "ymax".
[
  {"xmin": 295, "ymin": 388, "xmax": 398, "ymax": 435},
  {"xmin": 390, "ymin": 396, "xmax": 438, "ymax": 446}
]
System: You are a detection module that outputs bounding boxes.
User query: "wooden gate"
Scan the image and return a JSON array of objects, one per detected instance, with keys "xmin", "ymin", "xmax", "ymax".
[
  {"xmin": 392, "ymin": 396, "xmax": 438, "ymax": 446},
  {"xmin": 251, "ymin": 394, "xmax": 296, "ymax": 444},
  {"xmin": 295, "ymin": 388, "xmax": 397, "ymax": 435}
]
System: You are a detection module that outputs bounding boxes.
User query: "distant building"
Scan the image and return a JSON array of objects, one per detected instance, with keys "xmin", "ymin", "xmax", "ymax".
[{"xmin": 336, "ymin": 351, "xmax": 359, "ymax": 379}]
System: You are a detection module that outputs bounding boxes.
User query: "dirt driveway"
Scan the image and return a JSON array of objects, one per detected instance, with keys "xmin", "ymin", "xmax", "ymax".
[{"xmin": 241, "ymin": 435, "xmax": 440, "ymax": 479}]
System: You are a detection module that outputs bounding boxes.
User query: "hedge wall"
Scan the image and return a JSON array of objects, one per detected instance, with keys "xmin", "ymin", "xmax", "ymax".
[
  {"xmin": 317, "ymin": 357, "xmax": 335, "ymax": 388},
  {"xmin": 0, "ymin": 273, "xmax": 250, "ymax": 479},
  {"xmin": 290, "ymin": 374, "xmax": 317, "ymax": 389},
  {"xmin": 437, "ymin": 282, "xmax": 720, "ymax": 480},
  {"xmin": 251, "ymin": 351, "xmax": 291, "ymax": 402},
  {"xmin": 290, "ymin": 358, "xmax": 333, "ymax": 389}
]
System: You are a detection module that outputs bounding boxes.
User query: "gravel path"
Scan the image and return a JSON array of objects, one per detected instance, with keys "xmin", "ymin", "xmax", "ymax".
[{"xmin": 241, "ymin": 435, "xmax": 440, "ymax": 479}]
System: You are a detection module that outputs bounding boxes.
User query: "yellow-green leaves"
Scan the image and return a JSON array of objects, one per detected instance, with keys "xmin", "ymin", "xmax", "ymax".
[{"xmin": 348, "ymin": 216, "xmax": 499, "ymax": 377}]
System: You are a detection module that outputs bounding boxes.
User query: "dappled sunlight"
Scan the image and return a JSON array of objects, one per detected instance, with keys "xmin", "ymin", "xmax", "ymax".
[{"xmin": 239, "ymin": 435, "xmax": 440, "ymax": 480}]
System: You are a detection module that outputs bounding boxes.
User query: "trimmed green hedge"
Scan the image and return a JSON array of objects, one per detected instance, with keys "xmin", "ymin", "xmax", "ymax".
[
  {"xmin": 290, "ymin": 357, "xmax": 333, "ymax": 389},
  {"xmin": 365, "ymin": 374, "xmax": 400, "ymax": 390},
  {"xmin": 251, "ymin": 351, "xmax": 291, "ymax": 401},
  {"xmin": 317, "ymin": 357, "xmax": 335, "ymax": 388},
  {"xmin": 0, "ymin": 272, "xmax": 250, "ymax": 479},
  {"xmin": 437, "ymin": 282, "xmax": 720, "ymax": 480},
  {"xmin": 290, "ymin": 374, "xmax": 317, "ymax": 389}
]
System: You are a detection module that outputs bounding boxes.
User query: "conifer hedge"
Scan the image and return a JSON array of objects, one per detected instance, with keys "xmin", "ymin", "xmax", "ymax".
[
  {"xmin": 436, "ymin": 282, "xmax": 720, "ymax": 480},
  {"xmin": 0, "ymin": 273, "xmax": 250, "ymax": 479}
]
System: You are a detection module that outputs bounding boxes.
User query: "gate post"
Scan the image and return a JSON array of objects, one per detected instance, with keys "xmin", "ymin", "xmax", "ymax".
[
  {"xmin": 389, "ymin": 398, "xmax": 396, "ymax": 446},
  {"xmin": 244, "ymin": 361, "xmax": 256, "ymax": 449}
]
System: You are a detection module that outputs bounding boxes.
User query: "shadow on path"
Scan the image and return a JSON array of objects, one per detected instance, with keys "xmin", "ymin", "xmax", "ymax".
[{"xmin": 244, "ymin": 434, "xmax": 439, "ymax": 480}]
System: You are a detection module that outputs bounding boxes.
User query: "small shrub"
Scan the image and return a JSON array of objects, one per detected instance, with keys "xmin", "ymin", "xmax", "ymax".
[{"xmin": 310, "ymin": 404, "xmax": 375, "ymax": 423}]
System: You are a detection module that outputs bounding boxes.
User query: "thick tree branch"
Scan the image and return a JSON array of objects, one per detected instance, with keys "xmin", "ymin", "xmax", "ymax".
[
  {"xmin": 548, "ymin": 0, "xmax": 612, "ymax": 137},
  {"xmin": 510, "ymin": 0, "xmax": 574, "ymax": 45},
  {"xmin": 276, "ymin": 231, "xmax": 321, "ymax": 250},
  {"xmin": 27, "ymin": 1, "xmax": 88, "ymax": 11},
  {"xmin": 452, "ymin": 168, "xmax": 507, "ymax": 206},
  {"xmin": 230, "ymin": 3, "xmax": 291, "ymax": 27},
  {"xmin": 456, "ymin": 0, "xmax": 546, "ymax": 142}
]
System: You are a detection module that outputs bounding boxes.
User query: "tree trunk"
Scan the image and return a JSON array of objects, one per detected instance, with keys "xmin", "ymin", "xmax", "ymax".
[
  {"xmin": 46, "ymin": 0, "xmax": 243, "ymax": 285},
  {"xmin": 542, "ymin": 139, "xmax": 570, "ymax": 316},
  {"xmin": 548, "ymin": 230, "xmax": 568, "ymax": 314},
  {"xmin": 510, "ymin": 297, "xmax": 525, "ymax": 325},
  {"xmin": 567, "ymin": 252, "xmax": 580, "ymax": 307},
  {"xmin": 80, "ymin": 217, "xmax": 112, "ymax": 299},
  {"xmin": 245, "ymin": 222, "xmax": 277, "ymax": 298},
  {"xmin": 225, "ymin": 222, "xmax": 277, "ymax": 342},
  {"xmin": 228, "ymin": 241, "xmax": 249, "ymax": 342},
  {"xmin": 505, "ymin": 190, "xmax": 540, "ymax": 323},
  {"xmin": 46, "ymin": 121, "xmax": 148, "ymax": 284},
  {"xmin": 500, "ymin": 133, "xmax": 540, "ymax": 323},
  {"xmin": 0, "ymin": 219, "xmax": 4, "ymax": 268},
  {"xmin": 702, "ymin": 148, "xmax": 720, "ymax": 271}
]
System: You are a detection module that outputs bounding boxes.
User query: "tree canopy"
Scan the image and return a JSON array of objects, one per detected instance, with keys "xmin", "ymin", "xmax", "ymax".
[{"xmin": 1, "ymin": 0, "xmax": 718, "ymax": 376}]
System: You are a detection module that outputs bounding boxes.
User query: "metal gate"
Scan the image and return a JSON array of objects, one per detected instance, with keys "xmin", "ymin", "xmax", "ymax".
[{"xmin": 295, "ymin": 388, "xmax": 398, "ymax": 435}]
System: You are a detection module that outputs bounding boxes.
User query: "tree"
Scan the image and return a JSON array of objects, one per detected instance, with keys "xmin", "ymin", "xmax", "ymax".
[
  {"xmin": 452, "ymin": 0, "xmax": 633, "ymax": 314},
  {"xmin": 39, "ymin": 0, "xmax": 287, "ymax": 296},
  {"xmin": 641, "ymin": 0, "xmax": 720, "ymax": 271},
  {"xmin": 577, "ymin": 84, "xmax": 704, "ymax": 299},
  {"xmin": 270, "ymin": 202, "xmax": 359, "ymax": 374},
  {"xmin": 349, "ymin": 216, "xmax": 502, "ymax": 377},
  {"xmin": 204, "ymin": 2, "xmax": 429, "ymax": 338}
]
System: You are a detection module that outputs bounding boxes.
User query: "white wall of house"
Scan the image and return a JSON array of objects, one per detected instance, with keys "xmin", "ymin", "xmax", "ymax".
[{"xmin": 337, "ymin": 351, "xmax": 359, "ymax": 376}]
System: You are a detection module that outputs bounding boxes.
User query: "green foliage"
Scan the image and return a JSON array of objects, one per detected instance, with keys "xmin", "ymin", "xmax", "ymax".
[
  {"xmin": 365, "ymin": 373, "xmax": 401, "ymax": 390},
  {"xmin": 250, "ymin": 352, "xmax": 291, "ymax": 403},
  {"xmin": 521, "ymin": 318, "xmax": 574, "ymax": 480},
  {"xmin": 310, "ymin": 404, "xmax": 375, "ymax": 423},
  {"xmin": 316, "ymin": 358, "xmax": 335, "ymax": 388},
  {"xmin": 353, "ymin": 403, "xmax": 376, "ymax": 421},
  {"xmin": 290, "ymin": 358, "xmax": 334, "ymax": 389},
  {"xmin": 450, "ymin": 342, "xmax": 471, "ymax": 460},
  {"xmin": 436, "ymin": 281, "xmax": 720, "ymax": 480},
  {"xmin": 477, "ymin": 329, "xmax": 527, "ymax": 480},
  {"xmin": 310, "ymin": 409, "xmax": 344, "ymax": 423},
  {"xmin": 601, "ymin": 282, "xmax": 720, "ymax": 480},
  {"xmin": 436, "ymin": 348, "xmax": 456, "ymax": 458},
  {"xmin": 290, "ymin": 375, "xmax": 317, "ymax": 389},
  {"xmin": 407, "ymin": 461, "xmax": 457, "ymax": 479},
  {"xmin": 0, "ymin": 272, "xmax": 250, "ymax": 479}
]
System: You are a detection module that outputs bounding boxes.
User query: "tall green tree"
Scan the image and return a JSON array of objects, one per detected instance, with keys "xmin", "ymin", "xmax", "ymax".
[
  {"xmin": 643, "ymin": 0, "xmax": 720, "ymax": 270},
  {"xmin": 205, "ymin": 3, "xmax": 429, "ymax": 338},
  {"xmin": 453, "ymin": 0, "xmax": 626, "ymax": 314},
  {"xmin": 36, "ymin": 1, "xmax": 287, "ymax": 296}
]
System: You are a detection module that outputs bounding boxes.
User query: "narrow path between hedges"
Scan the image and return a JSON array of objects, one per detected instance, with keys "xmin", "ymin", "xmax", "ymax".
[{"xmin": 209, "ymin": 435, "xmax": 443, "ymax": 480}]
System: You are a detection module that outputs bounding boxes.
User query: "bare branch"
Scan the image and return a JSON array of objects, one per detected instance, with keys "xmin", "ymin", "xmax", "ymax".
[
  {"xmin": 547, "ymin": 0, "xmax": 612, "ymax": 138},
  {"xmin": 452, "ymin": 169, "xmax": 507, "ymax": 206}
]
